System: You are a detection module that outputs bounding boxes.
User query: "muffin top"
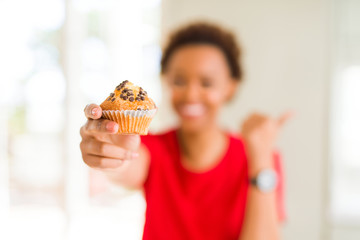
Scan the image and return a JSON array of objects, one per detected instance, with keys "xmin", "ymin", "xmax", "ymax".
[{"xmin": 100, "ymin": 80, "xmax": 156, "ymax": 111}]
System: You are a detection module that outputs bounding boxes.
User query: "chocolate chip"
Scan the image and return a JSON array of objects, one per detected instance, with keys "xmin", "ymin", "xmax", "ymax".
[
  {"xmin": 111, "ymin": 98, "xmax": 116, "ymax": 102},
  {"xmin": 110, "ymin": 93, "xmax": 115, "ymax": 97},
  {"xmin": 122, "ymin": 88, "xmax": 128, "ymax": 93},
  {"xmin": 135, "ymin": 97, "xmax": 141, "ymax": 101},
  {"xmin": 117, "ymin": 82, "xmax": 126, "ymax": 90},
  {"xmin": 127, "ymin": 91, "xmax": 134, "ymax": 96},
  {"xmin": 122, "ymin": 95, "xmax": 128, "ymax": 100},
  {"xmin": 107, "ymin": 97, "xmax": 111, "ymax": 101},
  {"xmin": 129, "ymin": 96, "xmax": 134, "ymax": 102},
  {"xmin": 140, "ymin": 96, "xmax": 145, "ymax": 100},
  {"xmin": 137, "ymin": 108, "xmax": 141, "ymax": 110}
]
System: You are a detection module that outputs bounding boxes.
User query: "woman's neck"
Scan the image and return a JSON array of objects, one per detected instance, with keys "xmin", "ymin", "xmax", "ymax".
[{"xmin": 177, "ymin": 125, "xmax": 229, "ymax": 172}]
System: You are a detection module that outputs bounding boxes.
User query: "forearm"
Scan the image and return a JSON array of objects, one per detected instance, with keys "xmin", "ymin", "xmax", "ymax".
[
  {"xmin": 239, "ymin": 154, "xmax": 280, "ymax": 240},
  {"xmin": 102, "ymin": 166, "xmax": 134, "ymax": 187},
  {"xmin": 239, "ymin": 186, "xmax": 279, "ymax": 240}
]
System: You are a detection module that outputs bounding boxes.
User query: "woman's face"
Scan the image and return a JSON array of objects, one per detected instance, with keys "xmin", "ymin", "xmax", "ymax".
[{"xmin": 164, "ymin": 44, "xmax": 238, "ymax": 133}]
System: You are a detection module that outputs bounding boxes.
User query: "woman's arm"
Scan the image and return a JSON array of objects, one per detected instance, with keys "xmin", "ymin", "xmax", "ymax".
[
  {"xmin": 80, "ymin": 104, "xmax": 150, "ymax": 189},
  {"xmin": 239, "ymin": 112, "xmax": 291, "ymax": 240}
]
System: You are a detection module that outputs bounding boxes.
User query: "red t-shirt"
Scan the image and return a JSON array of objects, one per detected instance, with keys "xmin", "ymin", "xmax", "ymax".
[{"xmin": 140, "ymin": 129, "xmax": 285, "ymax": 240}]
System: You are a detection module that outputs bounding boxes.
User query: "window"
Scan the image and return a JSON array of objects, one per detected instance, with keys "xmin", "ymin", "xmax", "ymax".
[
  {"xmin": 330, "ymin": 0, "xmax": 360, "ymax": 225},
  {"xmin": 0, "ymin": 0, "xmax": 162, "ymax": 239}
]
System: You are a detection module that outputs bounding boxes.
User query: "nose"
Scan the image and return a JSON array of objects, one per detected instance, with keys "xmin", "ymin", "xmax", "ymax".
[{"xmin": 183, "ymin": 82, "xmax": 199, "ymax": 103}]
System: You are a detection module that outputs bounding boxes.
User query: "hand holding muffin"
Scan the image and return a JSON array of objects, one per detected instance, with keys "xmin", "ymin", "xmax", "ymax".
[
  {"xmin": 80, "ymin": 81, "xmax": 156, "ymax": 172},
  {"xmin": 80, "ymin": 103, "xmax": 141, "ymax": 170}
]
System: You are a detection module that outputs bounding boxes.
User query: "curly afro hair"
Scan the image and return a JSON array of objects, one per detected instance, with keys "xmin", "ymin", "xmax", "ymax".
[{"xmin": 161, "ymin": 22, "xmax": 243, "ymax": 81}]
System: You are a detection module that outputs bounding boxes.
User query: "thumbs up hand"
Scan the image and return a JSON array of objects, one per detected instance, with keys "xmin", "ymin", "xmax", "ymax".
[{"xmin": 241, "ymin": 111, "xmax": 293, "ymax": 176}]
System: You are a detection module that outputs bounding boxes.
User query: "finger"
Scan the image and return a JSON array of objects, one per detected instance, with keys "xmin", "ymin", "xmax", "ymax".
[
  {"xmin": 241, "ymin": 113, "xmax": 265, "ymax": 131},
  {"xmin": 80, "ymin": 126, "xmax": 113, "ymax": 145},
  {"xmin": 82, "ymin": 138, "xmax": 139, "ymax": 160},
  {"xmin": 80, "ymin": 125, "xmax": 86, "ymax": 138},
  {"xmin": 110, "ymin": 134, "xmax": 141, "ymax": 151},
  {"xmin": 84, "ymin": 119, "xmax": 119, "ymax": 134},
  {"xmin": 83, "ymin": 154, "xmax": 124, "ymax": 169},
  {"xmin": 277, "ymin": 111, "xmax": 294, "ymax": 127},
  {"xmin": 84, "ymin": 104, "xmax": 103, "ymax": 119}
]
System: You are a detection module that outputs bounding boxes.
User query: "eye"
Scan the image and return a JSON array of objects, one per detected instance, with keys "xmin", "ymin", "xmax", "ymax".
[
  {"xmin": 173, "ymin": 76, "xmax": 186, "ymax": 87},
  {"xmin": 201, "ymin": 78, "xmax": 213, "ymax": 88}
]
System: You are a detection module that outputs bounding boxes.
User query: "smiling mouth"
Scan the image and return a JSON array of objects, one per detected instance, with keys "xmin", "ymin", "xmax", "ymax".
[{"xmin": 179, "ymin": 104, "xmax": 206, "ymax": 118}]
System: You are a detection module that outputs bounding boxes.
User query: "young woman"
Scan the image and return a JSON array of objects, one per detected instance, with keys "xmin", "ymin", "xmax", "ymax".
[{"xmin": 80, "ymin": 22, "xmax": 290, "ymax": 240}]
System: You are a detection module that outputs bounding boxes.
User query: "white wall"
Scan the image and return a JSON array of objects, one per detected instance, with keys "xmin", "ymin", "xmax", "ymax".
[{"xmin": 160, "ymin": 0, "xmax": 331, "ymax": 239}]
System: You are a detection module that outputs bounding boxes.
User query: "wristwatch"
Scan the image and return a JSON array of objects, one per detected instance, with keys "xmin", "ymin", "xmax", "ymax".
[{"xmin": 250, "ymin": 168, "xmax": 278, "ymax": 193}]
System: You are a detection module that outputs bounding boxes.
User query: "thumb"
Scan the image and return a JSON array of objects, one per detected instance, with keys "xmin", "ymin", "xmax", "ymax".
[
  {"xmin": 277, "ymin": 111, "xmax": 294, "ymax": 127},
  {"xmin": 84, "ymin": 104, "xmax": 103, "ymax": 120}
]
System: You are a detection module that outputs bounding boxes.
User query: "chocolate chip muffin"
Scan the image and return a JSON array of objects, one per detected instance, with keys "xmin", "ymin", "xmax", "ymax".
[{"xmin": 100, "ymin": 80, "xmax": 157, "ymax": 135}]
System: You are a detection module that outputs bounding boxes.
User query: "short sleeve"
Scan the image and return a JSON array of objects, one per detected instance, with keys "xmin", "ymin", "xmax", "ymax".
[
  {"xmin": 273, "ymin": 151, "xmax": 286, "ymax": 222},
  {"xmin": 140, "ymin": 134, "xmax": 156, "ymax": 189}
]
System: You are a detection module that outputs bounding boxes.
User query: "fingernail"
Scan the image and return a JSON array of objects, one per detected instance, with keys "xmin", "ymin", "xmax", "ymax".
[
  {"xmin": 106, "ymin": 122, "xmax": 114, "ymax": 132},
  {"xmin": 91, "ymin": 107, "xmax": 98, "ymax": 116},
  {"xmin": 106, "ymin": 122, "xmax": 118, "ymax": 133},
  {"xmin": 113, "ymin": 124, "xmax": 119, "ymax": 133}
]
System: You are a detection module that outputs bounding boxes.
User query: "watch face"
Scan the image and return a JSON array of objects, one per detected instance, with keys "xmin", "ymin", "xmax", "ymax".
[{"xmin": 257, "ymin": 169, "xmax": 278, "ymax": 192}]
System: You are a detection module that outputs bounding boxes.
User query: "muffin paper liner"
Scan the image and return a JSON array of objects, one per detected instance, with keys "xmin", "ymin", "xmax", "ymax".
[{"xmin": 102, "ymin": 109, "xmax": 157, "ymax": 135}]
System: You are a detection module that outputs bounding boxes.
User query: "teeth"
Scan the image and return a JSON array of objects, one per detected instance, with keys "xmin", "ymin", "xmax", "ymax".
[{"xmin": 180, "ymin": 104, "xmax": 205, "ymax": 117}]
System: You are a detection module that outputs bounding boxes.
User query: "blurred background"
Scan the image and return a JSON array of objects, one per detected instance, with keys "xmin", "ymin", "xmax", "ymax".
[{"xmin": 0, "ymin": 0, "xmax": 359, "ymax": 239}]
